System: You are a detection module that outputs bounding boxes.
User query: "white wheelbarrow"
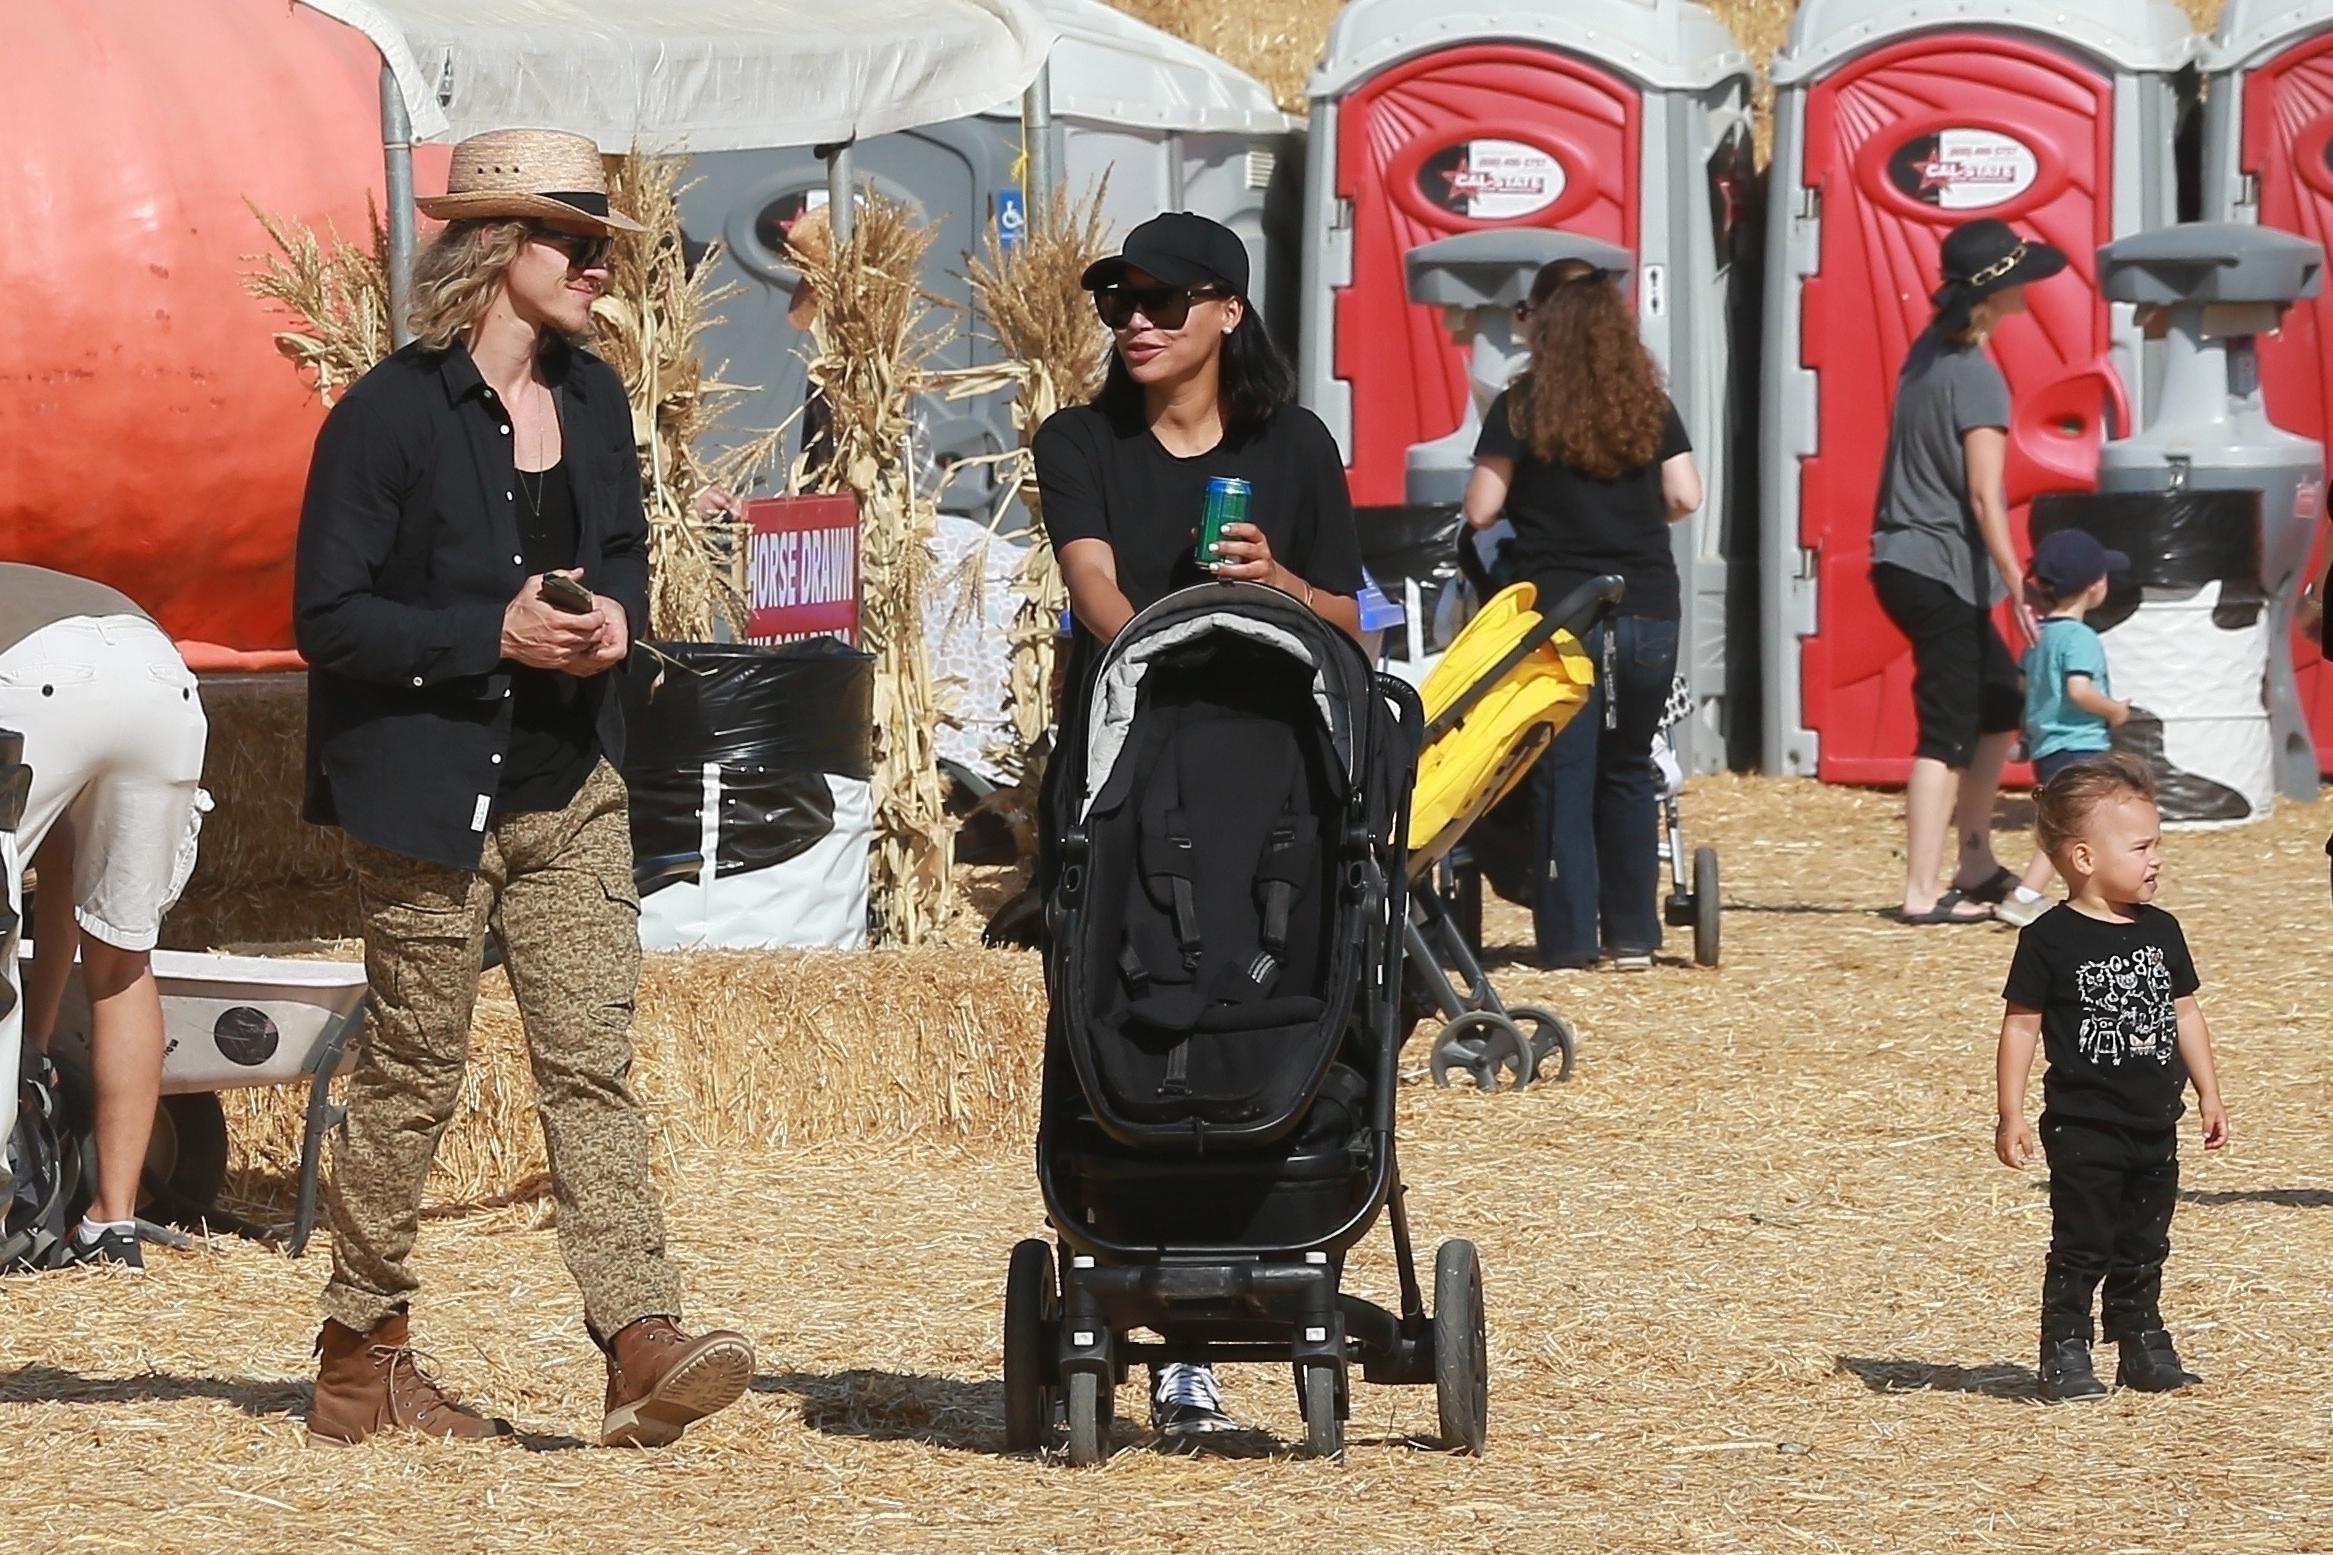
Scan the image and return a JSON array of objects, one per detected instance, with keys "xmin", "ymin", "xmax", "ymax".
[{"xmin": 27, "ymin": 943, "xmax": 365, "ymax": 1255}]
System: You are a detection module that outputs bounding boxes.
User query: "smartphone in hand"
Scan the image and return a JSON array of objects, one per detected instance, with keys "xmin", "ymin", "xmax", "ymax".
[{"xmin": 540, "ymin": 572, "xmax": 596, "ymax": 614}]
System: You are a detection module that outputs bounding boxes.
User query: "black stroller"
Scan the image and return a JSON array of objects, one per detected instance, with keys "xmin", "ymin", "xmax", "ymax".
[{"xmin": 1001, "ymin": 582, "xmax": 1489, "ymax": 1462}]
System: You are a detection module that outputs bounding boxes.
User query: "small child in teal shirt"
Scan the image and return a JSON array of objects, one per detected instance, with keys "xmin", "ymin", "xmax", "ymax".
[{"xmin": 1998, "ymin": 531, "xmax": 2132, "ymax": 927}]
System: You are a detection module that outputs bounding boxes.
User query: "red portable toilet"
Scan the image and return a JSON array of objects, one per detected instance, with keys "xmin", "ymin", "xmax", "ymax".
[
  {"xmin": 2201, "ymin": 0, "xmax": 2333, "ymax": 771},
  {"xmin": 1299, "ymin": 0, "xmax": 1758, "ymax": 773},
  {"xmin": 1758, "ymin": 0, "xmax": 2195, "ymax": 781}
]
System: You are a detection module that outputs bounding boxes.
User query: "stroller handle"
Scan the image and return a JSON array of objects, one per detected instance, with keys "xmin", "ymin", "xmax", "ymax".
[{"xmin": 1424, "ymin": 574, "xmax": 1625, "ymax": 745}]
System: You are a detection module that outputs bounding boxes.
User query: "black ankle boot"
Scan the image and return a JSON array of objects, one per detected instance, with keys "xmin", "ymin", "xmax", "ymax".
[
  {"xmin": 2038, "ymin": 1336, "xmax": 2109, "ymax": 1402},
  {"xmin": 2114, "ymin": 1329, "xmax": 2202, "ymax": 1393}
]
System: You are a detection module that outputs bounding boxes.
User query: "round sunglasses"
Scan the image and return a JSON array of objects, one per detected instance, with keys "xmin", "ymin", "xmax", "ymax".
[{"xmin": 1094, "ymin": 283, "xmax": 1228, "ymax": 332}]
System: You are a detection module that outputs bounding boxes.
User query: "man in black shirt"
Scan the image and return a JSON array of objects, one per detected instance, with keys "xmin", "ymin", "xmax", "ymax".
[
  {"xmin": 294, "ymin": 129, "xmax": 751, "ymax": 1448},
  {"xmin": 1995, "ymin": 755, "xmax": 2229, "ymax": 1402}
]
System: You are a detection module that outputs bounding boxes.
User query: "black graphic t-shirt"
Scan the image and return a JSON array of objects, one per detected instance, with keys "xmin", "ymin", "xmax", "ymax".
[{"xmin": 2002, "ymin": 903, "xmax": 2200, "ymax": 1128}]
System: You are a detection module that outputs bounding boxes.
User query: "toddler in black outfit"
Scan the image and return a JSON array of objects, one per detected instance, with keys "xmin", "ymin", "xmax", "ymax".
[{"xmin": 1995, "ymin": 754, "xmax": 2230, "ymax": 1402}]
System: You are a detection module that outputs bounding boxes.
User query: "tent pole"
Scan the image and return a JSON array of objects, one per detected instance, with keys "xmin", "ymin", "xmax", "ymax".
[
  {"xmin": 825, "ymin": 140, "xmax": 856, "ymax": 241},
  {"xmin": 1022, "ymin": 63, "xmax": 1053, "ymax": 222},
  {"xmin": 380, "ymin": 64, "xmax": 417, "ymax": 349}
]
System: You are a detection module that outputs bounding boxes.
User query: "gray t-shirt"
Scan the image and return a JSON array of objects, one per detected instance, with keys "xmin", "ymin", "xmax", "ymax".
[
  {"xmin": 1869, "ymin": 333, "xmax": 2012, "ymax": 606},
  {"xmin": 0, "ymin": 564, "xmax": 148, "ymax": 659}
]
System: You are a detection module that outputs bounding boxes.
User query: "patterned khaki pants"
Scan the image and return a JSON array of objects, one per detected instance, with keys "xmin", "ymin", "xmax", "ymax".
[{"xmin": 321, "ymin": 761, "xmax": 681, "ymax": 1338}]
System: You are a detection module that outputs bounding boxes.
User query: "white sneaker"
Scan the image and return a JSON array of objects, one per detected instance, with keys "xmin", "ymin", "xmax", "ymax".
[
  {"xmin": 1995, "ymin": 893, "xmax": 2051, "ymax": 928},
  {"xmin": 1150, "ymin": 1362, "xmax": 1235, "ymax": 1436}
]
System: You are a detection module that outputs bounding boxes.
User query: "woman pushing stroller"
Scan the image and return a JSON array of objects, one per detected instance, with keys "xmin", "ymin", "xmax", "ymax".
[{"xmin": 1033, "ymin": 210, "xmax": 1364, "ymax": 1437}]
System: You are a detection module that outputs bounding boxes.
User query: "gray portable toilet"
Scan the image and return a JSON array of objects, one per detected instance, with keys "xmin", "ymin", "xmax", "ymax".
[
  {"xmin": 1301, "ymin": 0, "xmax": 1759, "ymax": 773},
  {"xmin": 1759, "ymin": 0, "xmax": 2194, "ymax": 783},
  {"xmin": 2199, "ymin": 0, "xmax": 2333, "ymax": 772},
  {"xmin": 2086, "ymin": 224, "xmax": 2326, "ymax": 813},
  {"xmin": 681, "ymin": 0, "xmax": 1298, "ymax": 527}
]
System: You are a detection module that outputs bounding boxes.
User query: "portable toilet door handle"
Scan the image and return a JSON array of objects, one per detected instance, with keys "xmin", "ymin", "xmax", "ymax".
[{"xmin": 2003, "ymin": 352, "xmax": 2134, "ymax": 510}]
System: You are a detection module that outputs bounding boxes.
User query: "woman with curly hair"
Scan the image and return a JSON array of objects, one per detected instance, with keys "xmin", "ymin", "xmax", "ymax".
[{"xmin": 1462, "ymin": 258, "xmax": 1701, "ymax": 970}]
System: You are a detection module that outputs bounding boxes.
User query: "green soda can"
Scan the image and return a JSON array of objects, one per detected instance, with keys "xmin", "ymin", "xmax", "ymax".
[{"xmin": 1197, "ymin": 476, "xmax": 1251, "ymax": 571}]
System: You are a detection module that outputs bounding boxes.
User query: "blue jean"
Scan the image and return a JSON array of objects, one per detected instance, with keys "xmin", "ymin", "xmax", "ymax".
[{"xmin": 1528, "ymin": 615, "xmax": 1680, "ymax": 965}]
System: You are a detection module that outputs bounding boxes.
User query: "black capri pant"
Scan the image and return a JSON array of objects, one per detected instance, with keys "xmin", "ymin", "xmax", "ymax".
[{"xmin": 1871, "ymin": 563, "xmax": 2022, "ymax": 768}]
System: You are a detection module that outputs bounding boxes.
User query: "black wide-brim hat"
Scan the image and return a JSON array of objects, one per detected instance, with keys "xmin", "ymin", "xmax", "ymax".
[
  {"xmin": 1938, "ymin": 218, "xmax": 2069, "ymax": 299},
  {"xmin": 1081, "ymin": 211, "xmax": 1251, "ymax": 297}
]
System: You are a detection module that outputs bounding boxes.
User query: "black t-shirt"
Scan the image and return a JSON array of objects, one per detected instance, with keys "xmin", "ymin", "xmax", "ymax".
[
  {"xmin": 499, "ymin": 459, "xmax": 601, "ymax": 815},
  {"xmin": 1033, "ymin": 399, "xmax": 1365, "ymax": 701},
  {"xmin": 1473, "ymin": 383, "xmax": 1691, "ymax": 620},
  {"xmin": 2002, "ymin": 903, "xmax": 2200, "ymax": 1129}
]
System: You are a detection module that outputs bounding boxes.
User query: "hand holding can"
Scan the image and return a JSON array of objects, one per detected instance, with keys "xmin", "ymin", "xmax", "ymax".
[{"xmin": 1196, "ymin": 476, "xmax": 1251, "ymax": 572}]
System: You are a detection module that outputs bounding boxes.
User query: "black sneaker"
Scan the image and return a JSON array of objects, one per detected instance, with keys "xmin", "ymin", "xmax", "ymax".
[
  {"xmin": 2037, "ymin": 1336, "xmax": 2108, "ymax": 1402},
  {"xmin": 2115, "ymin": 1329, "xmax": 2202, "ymax": 1393},
  {"xmin": 62, "ymin": 1226, "xmax": 145, "ymax": 1271},
  {"xmin": 1149, "ymin": 1363, "xmax": 1234, "ymax": 1437}
]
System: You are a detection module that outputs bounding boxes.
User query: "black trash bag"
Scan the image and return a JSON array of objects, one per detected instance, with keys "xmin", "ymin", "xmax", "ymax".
[
  {"xmin": 619, "ymin": 640, "xmax": 874, "ymax": 895},
  {"xmin": 2029, "ymin": 490, "xmax": 2262, "ymax": 634},
  {"xmin": 1358, "ymin": 504, "xmax": 1466, "ymax": 596}
]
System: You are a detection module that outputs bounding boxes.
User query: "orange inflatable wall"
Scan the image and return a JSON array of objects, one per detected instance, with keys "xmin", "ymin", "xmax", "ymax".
[{"xmin": 4, "ymin": 2, "xmax": 447, "ymax": 670}]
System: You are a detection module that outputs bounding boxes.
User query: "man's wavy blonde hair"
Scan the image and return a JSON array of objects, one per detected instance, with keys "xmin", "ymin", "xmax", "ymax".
[{"xmin": 407, "ymin": 219, "xmax": 534, "ymax": 350}]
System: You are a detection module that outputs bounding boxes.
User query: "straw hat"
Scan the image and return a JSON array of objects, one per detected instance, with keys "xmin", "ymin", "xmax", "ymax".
[{"xmin": 415, "ymin": 128, "xmax": 644, "ymax": 233}]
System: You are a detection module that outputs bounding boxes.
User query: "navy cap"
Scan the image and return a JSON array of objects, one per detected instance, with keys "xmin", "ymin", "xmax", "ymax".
[
  {"xmin": 1081, "ymin": 211, "xmax": 1251, "ymax": 297},
  {"xmin": 2030, "ymin": 529, "xmax": 2131, "ymax": 594}
]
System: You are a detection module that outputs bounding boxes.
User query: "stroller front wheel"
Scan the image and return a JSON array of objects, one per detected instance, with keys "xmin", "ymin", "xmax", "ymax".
[
  {"xmin": 1002, "ymin": 1239, "xmax": 1058, "ymax": 1453},
  {"xmin": 1300, "ymin": 1362, "xmax": 1344, "ymax": 1461},
  {"xmin": 1433, "ymin": 1240, "xmax": 1490, "ymax": 1455},
  {"xmin": 1065, "ymin": 1370, "xmax": 1110, "ymax": 1466},
  {"xmin": 1428, "ymin": 1011, "xmax": 1533, "ymax": 1092}
]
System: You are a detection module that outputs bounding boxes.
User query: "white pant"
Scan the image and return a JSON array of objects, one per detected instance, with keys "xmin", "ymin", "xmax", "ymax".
[{"xmin": 0, "ymin": 615, "xmax": 208, "ymax": 952}]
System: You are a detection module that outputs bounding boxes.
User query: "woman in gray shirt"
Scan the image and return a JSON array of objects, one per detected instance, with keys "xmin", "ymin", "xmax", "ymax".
[{"xmin": 1870, "ymin": 220, "xmax": 2070, "ymax": 923}]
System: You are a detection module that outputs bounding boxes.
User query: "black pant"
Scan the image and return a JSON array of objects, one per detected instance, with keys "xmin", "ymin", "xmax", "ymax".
[
  {"xmin": 1870, "ymin": 563, "xmax": 2023, "ymax": 767},
  {"xmin": 2040, "ymin": 1113, "xmax": 2179, "ymax": 1344}
]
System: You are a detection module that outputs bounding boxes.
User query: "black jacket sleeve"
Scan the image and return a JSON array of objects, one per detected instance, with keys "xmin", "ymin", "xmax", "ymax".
[{"xmin": 293, "ymin": 390, "xmax": 505, "ymax": 687}]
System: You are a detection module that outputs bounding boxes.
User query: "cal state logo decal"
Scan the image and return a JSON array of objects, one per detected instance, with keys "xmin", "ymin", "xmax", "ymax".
[
  {"xmin": 1886, "ymin": 128, "xmax": 2040, "ymax": 210},
  {"xmin": 1418, "ymin": 139, "xmax": 1567, "ymax": 221}
]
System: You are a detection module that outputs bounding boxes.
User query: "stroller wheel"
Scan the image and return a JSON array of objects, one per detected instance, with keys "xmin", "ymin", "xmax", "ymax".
[
  {"xmin": 1002, "ymin": 1239, "xmax": 1058, "ymax": 1453},
  {"xmin": 1300, "ymin": 1362, "xmax": 1345, "ymax": 1461},
  {"xmin": 1428, "ymin": 1011, "xmax": 1533, "ymax": 1092},
  {"xmin": 1692, "ymin": 846, "xmax": 1721, "ymax": 967},
  {"xmin": 1433, "ymin": 1240, "xmax": 1489, "ymax": 1455},
  {"xmin": 1065, "ymin": 1370, "xmax": 1111, "ymax": 1466},
  {"xmin": 1504, "ymin": 1005, "xmax": 1578, "ymax": 1083}
]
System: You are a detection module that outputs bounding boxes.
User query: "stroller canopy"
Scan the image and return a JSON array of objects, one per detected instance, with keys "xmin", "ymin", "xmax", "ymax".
[{"xmin": 1079, "ymin": 583, "xmax": 1374, "ymax": 822}]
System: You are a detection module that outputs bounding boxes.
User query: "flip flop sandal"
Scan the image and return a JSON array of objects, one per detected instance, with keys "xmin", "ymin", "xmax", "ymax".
[
  {"xmin": 1897, "ymin": 889, "xmax": 1994, "ymax": 925},
  {"xmin": 1953, "ymin": 866, "xmax": 2020, "ymax": 905}
]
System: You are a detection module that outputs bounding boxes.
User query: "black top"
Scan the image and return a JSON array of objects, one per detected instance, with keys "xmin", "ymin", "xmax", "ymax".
[
  {"xmin": 294, "ymin": 339, "xmax": 649, "ymax": 869},
  {"xmin": 498, "ymin": 460, "xmax": 600, "ymax": 816},
  {"xmin": 1033, "ymin": 400, "xmax": 1364, "ymax": 700},
  {"xmin": 1473, "ymin": 384, "xmax": 1691, "ymax": 620},
  {"xmin": 2003, "ymin": 903, "xmax": 2200, "ymax": 1129}
]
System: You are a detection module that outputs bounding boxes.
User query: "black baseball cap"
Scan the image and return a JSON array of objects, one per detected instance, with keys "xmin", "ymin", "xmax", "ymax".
[
  {"xmin": 2030, "ymin": 529, "xmax": 2130, "ymax": 594},
  {"xmin": 1080, "ymin": 211, "xmax": 1251, "ymax": 297}
]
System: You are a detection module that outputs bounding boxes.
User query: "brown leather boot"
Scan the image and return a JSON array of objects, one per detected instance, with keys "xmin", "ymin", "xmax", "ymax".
[
  {"xmin": 308, "ymin": 1315, "xmax": 514, "ymax": 1444},
  {"xmin": 599, "ymin": 1316, "xmax": 754, "ymax": 1447}
]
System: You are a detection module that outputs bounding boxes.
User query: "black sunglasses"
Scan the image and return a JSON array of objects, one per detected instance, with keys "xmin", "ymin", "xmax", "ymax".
[
  {"xmin": 1095, "ymin": 283, "xmax": 1227, "ymax": 331},
  {"xmin": 525, "ymin": 223, "xmax": 614, "ymax": 271}
]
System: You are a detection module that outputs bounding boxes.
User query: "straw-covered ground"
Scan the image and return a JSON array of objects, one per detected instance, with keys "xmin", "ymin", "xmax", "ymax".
[{"xmin": 5, "ymin": 774, "xmax": 2328, "ymax": 1553}]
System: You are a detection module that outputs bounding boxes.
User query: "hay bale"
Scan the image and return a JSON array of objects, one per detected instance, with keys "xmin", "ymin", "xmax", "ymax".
[
  {"xmin": 165, "ymin": 674, "xmax": 353, "ymax": 951},
  {"xmin": 220, "ymin": 944, "xmax": 1046, "ymax": 1213}
]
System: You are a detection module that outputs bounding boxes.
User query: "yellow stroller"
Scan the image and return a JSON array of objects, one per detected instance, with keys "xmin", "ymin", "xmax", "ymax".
[{"xmin": 1402, "ymin": 575, "xmax": 1621, "ymax": 1091}]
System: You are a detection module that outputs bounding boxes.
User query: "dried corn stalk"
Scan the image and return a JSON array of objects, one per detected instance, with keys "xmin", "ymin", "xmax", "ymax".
[
  {"xmin": 795, "ymin": 195, "xmax": 958, "ymax": 944},
  {"xmin": 241, "ymin": 200, "xmax": 393, "ymax": 406},
  {"xmin": 593, "ymin": 152, "xmax": 782, "ymax": 640},
  {"xmin": 947, "ymin": 183, "xmax": 1113, "ymax": 852}
]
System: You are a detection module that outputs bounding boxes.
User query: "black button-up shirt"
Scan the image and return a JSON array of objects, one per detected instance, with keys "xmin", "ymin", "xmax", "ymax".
[{"xmin": 294, "ymin": 339, "xmax": 649, "ymax": 868}]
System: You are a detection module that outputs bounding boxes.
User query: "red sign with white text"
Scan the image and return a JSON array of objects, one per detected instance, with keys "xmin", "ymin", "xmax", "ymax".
[{"xmin": 743, "ymin": 495, "xmax": 860, "ymax": 646}]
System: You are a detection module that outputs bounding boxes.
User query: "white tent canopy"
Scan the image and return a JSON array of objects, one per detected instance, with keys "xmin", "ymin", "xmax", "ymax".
[
  {"xmin": 300, "ymin": 0, "xmax": 1057, "ymax": 151},
  {"xmin": 1022, "ymin": 0, "xmax": 1291, "ymax": 134}
]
